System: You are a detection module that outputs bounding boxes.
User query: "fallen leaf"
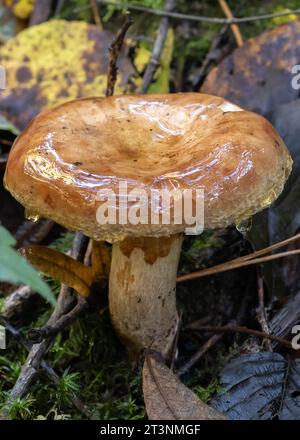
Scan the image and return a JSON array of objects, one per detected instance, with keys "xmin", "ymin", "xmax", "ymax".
[
  {"xmin": 201, "ymin": 21, "xmax": 300, "ymax": 116},
  {"xmin": 143, "ymin": 352, "xmax": 226, "ymax": 420},
  {"xmin": 0, "ymin": 19, "xmax": 134, "ymax": 130},
  {"xmin": 20, "ymin": 245, "xmax": 95, "ymax": 297},
  {"xmin": 20, "ymin": 241, "xmax": 110, "ymax": 298},
  {"xmin": 211, "ymin": 352, "xmax": 300, "ymax": 420},
  {"xmin": 201, "ymin": 22, "xmax": 300, "ymax": 298},
  {"xmin": 278, "ymin": 358, "xmax": 300, "ymax": 420}
]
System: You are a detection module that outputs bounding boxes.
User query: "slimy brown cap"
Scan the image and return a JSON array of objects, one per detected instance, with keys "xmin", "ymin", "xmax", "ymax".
[{"xmin": 4, "ymin": 93, "xmax": 292, "ymax": 241}]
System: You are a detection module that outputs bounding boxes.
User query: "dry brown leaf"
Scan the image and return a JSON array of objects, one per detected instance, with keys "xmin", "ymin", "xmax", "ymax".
[
  {"xmin": 201, "ymin": 21, "xmax": 300, "ymax": 116},
  {"xmin": 143, "ymin": 352, "xmax": 227, "ymax": 420},
  {"xmin": 19, "ymin": 245, "xmax": 95, "ymax": 297}
]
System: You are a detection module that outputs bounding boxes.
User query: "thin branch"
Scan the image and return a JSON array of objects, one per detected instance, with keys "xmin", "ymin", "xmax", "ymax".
[
  {"xmin": 87, "ymin": 1, "xmax": 300, "ymax": 25},
  {"xmin": 170, "ymin": 311, "xmax": 182, "ymax": 372},
  {"xmin": 16, "ymin": 219, "xmax": 54, "ymax": 247},
  {"xmin": 106, "ymin": 14, "xmax": 133, "ymax": 97},
  {"xmin": 188, "ymin": 324, "xmax": 292, "ymax": 349},
  {"xmin": 218, "ymin": 0, "xmax": 243, "ymax": 47},
  {"xmin": 54, "ymin": 0, "xmax": 66, "ymax": 16},
  {"xmin": 0, "ymin": 317, "xmax": 90, "ymax": 418},
  {"xmin": 2, "ymin": 286, "xmax": 35, "ymax": 320},
  {"xmin": 6, "ymin": 232, "xmax": 89, "ymax": 404},
  {"xmin": 177, "ymin": 334, "xmax": 223, "ymax": 376},
  {"xmin": 90, "ymin": 0, "xmax": 103, "ymax": 31},
  {"xmin": 139, "ymin": 0, "xmax": 176, "ymax": 94},
  {"xmin": 177, "ymin": 233, "xmax": 300, "ymax": 283},
  {"xmin": 256, "ymin": 268, "xmax": 273, "ymax": 351},
  {"xmin": 27, "ymin": 297, "xmax": 89, "ymax": 344}
]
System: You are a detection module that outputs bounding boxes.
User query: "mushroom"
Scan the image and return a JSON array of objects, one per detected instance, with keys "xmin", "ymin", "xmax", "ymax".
[{"xmin": 4, "ymin": 93, "xmax": 292, "ymax": 358}]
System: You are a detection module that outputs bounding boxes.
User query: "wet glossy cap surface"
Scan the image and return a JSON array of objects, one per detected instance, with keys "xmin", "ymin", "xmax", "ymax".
[{"xmin": 4, "ymin": 93, "xmax": 292, "ymax": 241}]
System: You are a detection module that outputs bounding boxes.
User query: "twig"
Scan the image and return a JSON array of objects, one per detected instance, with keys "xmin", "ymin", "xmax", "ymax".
[
  {"xmin": 218, "ymin": 0, "xmax": 243, "ymax": 47},
  {"xmin": 2, "ymin": 286, "xmax": 35, "ymax": 320},
  {"xmin": 188, "ymin": 324, "xmax": 292, "ymax": 349},
  {"xmin": 177, "ymin": 233, "xmax": 300, "ymax": 283},
  {"xmin": 106, "ymin": 14, "xmax": 133, "ymax": 97},
  {"xmin": 54, "ymin": 0, "xmax": 65, "ymax": 16},
  {"xmin": 16, "ymin": 219, "xmax": 54, "ymax": 247},
  {"xmin": 27, "ymin": 297, "xmax": 89, "ymax": 344},
  {"xmin": 139, "ymin": 0, "xmax": 176, "ymax": 94},
  {"xmin": 177, "ymin": 334, "xmax": 223, "ymax": 377},
  {"xmin": 177, "ymin": 249, "xmax": 300, "ymax": 282},
  {"xmin": 192, "ymin": 22, "xmax": 230, "ymax": 88},
  {"xmin": 256, "ymin": 268, "xmax": 272, "ymax": 351},
  {"xmin": 6, "ymin": 232, "xmax": 89, "ymax": 404},
  {"xmin": 170, "ymin": 311, "xmax": 182, "ymax": 371},
  {"xmin": 29, "ymin": 0, "xmax": 52, "ymax": 26},
  {"xmin": 90, "ymin": 0, "xmax": 103, "ymax": 31},
  {"xmin": 0, "ymin": 317, "xmax": 90, "ymax": 418},
  {"xmin": 85, "ymin": 1, "xmax": 300, "ymax": 24}
]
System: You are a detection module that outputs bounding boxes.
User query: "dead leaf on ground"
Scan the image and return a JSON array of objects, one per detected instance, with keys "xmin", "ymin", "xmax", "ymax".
[
  {"xmin": 201, "ymin": 21, "xmax": 300, "ymax": 299},
  {"xmin": 211, "ymin": 352, "xmax": 300, "ymax": 420},
  {"xmin": 201, "ymin": 21, "xmax": 300, "ymax": 116},
  {"xmin": 0, "ymin": 19, "xmax": 134, "ymax": 130},
  {"xmin": 143, "ymin": 352, "xmax": 226, "ymax": 420},
  {"xmin": 19, "ymin": 241, "xmax": 110, "ymax": 298}
]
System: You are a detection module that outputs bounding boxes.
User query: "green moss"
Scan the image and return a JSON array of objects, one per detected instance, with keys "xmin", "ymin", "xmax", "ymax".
[{"xmin": 192, "ymin": 379, "xmax": 222, "ymax": 403}]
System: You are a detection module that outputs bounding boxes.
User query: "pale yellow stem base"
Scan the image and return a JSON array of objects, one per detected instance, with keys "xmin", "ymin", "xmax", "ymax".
[{"xmin": 109, "ymin": 235, "xmax": 183, "ymax": 359}]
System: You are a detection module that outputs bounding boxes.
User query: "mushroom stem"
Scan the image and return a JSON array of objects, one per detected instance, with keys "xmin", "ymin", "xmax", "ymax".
[{"xmin": 109, "ymin": 234, "xmax": 183, "ymax": 359}]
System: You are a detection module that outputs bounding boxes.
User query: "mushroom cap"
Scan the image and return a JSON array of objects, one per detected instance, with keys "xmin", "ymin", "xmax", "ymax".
[{"xmin": 4, "ymin": 93, "xmax": 292, "ymax": 241}]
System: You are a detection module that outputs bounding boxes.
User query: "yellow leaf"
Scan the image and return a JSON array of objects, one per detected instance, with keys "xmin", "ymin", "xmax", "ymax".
[
  {"xmin": 4, "ymin": 0, "xmax": 35, "ymax": 20},
  {"xmin": 134, "ymin": 45, "xmax": 152, "ymax": 73},
  {"xmin": 20, "ymin": 246, "xmax": 94, "ymax": 297},
  {"xmin": 272, "ymin": 7, "xmax": 297, "ymax": 25},
  {"xmin": 0, "ymin": 19, "xmax": 134, "ymax": 130},
  {"xmin": 20, "ymin": 241, "xmax": 110, "ymax": 298}
]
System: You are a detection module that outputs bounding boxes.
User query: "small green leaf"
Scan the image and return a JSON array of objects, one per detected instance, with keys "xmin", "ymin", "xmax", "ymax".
[{"xmin": 0, "ymin": 225, "xmax": 55, "ymax": 306}]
